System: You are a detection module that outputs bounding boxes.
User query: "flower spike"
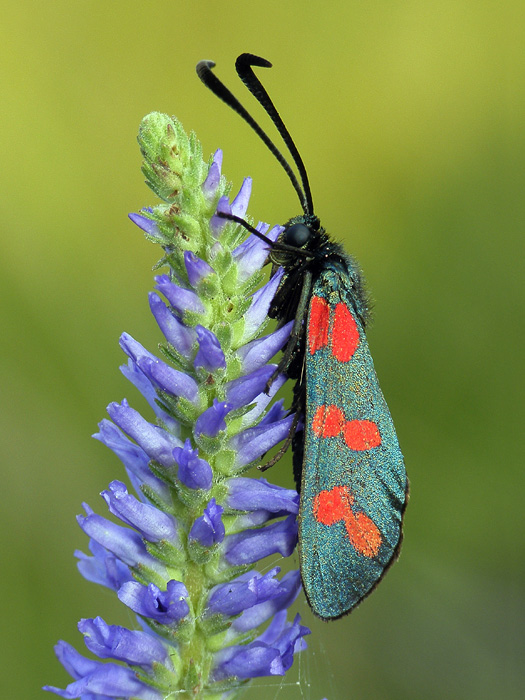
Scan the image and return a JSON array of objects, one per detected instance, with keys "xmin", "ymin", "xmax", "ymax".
[{"xmin": 45, "ymin": 113, "xmax": 307, "ymax": 699}]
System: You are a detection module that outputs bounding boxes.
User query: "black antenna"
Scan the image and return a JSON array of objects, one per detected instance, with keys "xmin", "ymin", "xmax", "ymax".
[
  {"xmin": 196, "ymin": 56, "xmax": 312, "ymax": 216},
  {"xmin": 217, "ymin": 212, "xmax": 315, "ymax": 257},
  {"xmin": 235, "ymin": 54, "xmax": 314, "ymax": 216}
]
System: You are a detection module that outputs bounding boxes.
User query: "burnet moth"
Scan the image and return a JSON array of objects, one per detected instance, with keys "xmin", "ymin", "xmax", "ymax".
[{"xmin": 197, "ymin": 54, "xmax": 408, "ymax": 620}]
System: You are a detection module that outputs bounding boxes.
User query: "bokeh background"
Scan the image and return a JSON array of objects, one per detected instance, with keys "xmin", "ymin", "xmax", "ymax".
[{"xmin": 2, "ymin": 2, "xmax": 523, "ymax": 698}]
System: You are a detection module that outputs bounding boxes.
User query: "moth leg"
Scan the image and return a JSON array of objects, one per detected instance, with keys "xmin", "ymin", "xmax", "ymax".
[
  {"xmin": 258, "ymin": 408, "xmax": 302, "ymax": 472},
  {"xmin": 259, "ymin": 357, "xmax": 306, "ymax": 473},
  {"xmin": 264, "ymin": 270, "xmax": 313, "ymax": 393}
]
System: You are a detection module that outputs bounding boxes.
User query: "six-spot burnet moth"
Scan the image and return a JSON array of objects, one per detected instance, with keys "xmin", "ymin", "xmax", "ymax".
[{"xmin": 197, "ymin": 54, "xmax": 408, "ymax": 620}]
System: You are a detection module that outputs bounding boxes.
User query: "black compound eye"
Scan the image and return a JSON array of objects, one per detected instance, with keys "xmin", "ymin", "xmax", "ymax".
[{"xmin": 284, "ymin": 223, "xmax": 311, "ymax": 248}]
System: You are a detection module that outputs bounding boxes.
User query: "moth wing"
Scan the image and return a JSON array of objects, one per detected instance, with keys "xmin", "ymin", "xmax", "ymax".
[{"xmin": 299, "ymin": 275, "xmax": 407, "ymax": 620}]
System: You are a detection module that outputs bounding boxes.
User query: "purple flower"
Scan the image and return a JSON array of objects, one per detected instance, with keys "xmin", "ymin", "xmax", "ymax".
[
  {"xmin": 184, "ymin": 250, "xmax": 214, "ymax": 286},
  {"xmin": 202, "ymin": 149, "xmax": 223, "ymax": 199},
  {"xmin": 78, "ymin": 616, "xmax": 170, "ymax": 666},
  {"xmin": 136, "ymin": 356, "xmax": 199, "ymax": 403},
  {"xmin": 194, "ymin": 398, "xmax": 231, "ymax": 437},
  {"xmin": 231, "ymin": 413, "xmax": 296, "ymax": 469},
  {"xmin": 118, "ymin": 580, "xmax": 189, "ymax": 624},
  {"xmin": 43, "ymin": 642, "xmax": 163, "ymax": 699},
  {"xmin": 225, "ymin": 364, "xmax": 278, "ymax": 409},
  {"xmin": 229, "ymin": 570, "xmax": 303, "ymax": 635},
  {"xmin": 237, "ymin": 320, "xmax": 293, "ymax": 373},
  {"xmin": 189, "ymin": 498, "xmax": 225, "ymax": 547},
  {"xmin": 101, "ymin": 481, "xmax": 178, "ymax": 542},
  {"xmin": 77, "ymin": 505, "xmax": 169, "ymax": 578},
  {"xmin": 107, "ymin": 399, "xmax": 181, "ymax": 466},
  {"xmin": 128, "ymin": 210, "xmax": 163, "ymax": 245},
  {"xmin": 120, "ymin": 359, "xmax": 181, "ymax": 441},
  {"xmin": 226, "ymin": 477, "xmax": 299, "ymax": 514},
  {"xmin": 75, "ymin": 539, "xmax": 133, "ymax": 592},
  {"xmin": 173, "ymin": 438, "xmax": 213, "ymax": 490},
  {"xmin": 212, "ymin": 612, "xmax": 310, "ymax": 681},
  {"xmin": 93, "ymin": 420, "xmax": 170, "ymax": 501},
  {"xmin": 148, "ymin": 292, "xmax": 195, "ymax": 354},
  {"xmin": 46, "ymin": 114, "xmax": 308, "ymax": 699},
  {"xmin": 226, "ymin": 477, "xmax": 299, "ymax": 528},
  {"xmin": 224, "ymin": 514, "xmax": 298, "ymax": 566},
  {"xmin": 233, "ymin": 222, "xmax": 283, "ymax": 282},
  {"xmin": 210, "ymin": 177, "xmax": 252, "ymax": 235},
  {"xmin": 207, "ymin": 567, "xmax": 283, "ymax": 617},
  {"xmin": 154, "ymin": 273, "xmax": 205, "ymax": 315},
  {"xmin": 194, "ymin": 325, "xmax": 226, "ymax": 371}
]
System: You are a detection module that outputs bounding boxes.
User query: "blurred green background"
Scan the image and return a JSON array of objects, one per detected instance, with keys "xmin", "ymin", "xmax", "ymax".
[{"xmin": 2, "ymin": 2, "xmax": 523, "ymax": 698}]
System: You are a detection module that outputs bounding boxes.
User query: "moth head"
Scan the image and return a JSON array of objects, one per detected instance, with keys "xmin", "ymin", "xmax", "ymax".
[{"xmin": 283, "ymin": 214, "xmax": 321, "ymax": 249}]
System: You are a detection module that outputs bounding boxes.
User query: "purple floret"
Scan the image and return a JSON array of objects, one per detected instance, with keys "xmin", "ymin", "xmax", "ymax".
[
  {"xmin": 118, "ymin": 580, "xmax": 189, "ymax": 624},
  {"xmin": 173, "ymin": 439, "xmax": 213, "ymax": 490},
  {"xmin": 189, "ymin": 498, "xmax": 225, "ymax": 547}
]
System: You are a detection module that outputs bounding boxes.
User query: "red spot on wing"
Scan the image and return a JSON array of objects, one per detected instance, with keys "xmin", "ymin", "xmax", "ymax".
[
  {"xmin": 308, "ymin": 296, "xmax": 330, "ymax": 354},
  {"xmin": 331, "ymin": 302, "xmax": 360, "ymax": 362},
  {"xmin": 313, "ymin": 485, "xmax": 382, "ymax": 557},
  {"xmin": 313, "ymin": 485, "xmax": 352, "ymax": 525},
  {"xmin": 344, "ymin": 420, "xmax": 382, "ymax": 451},
  {"xmin": 312, "ymin": 404, "xmax": 345, "ymax": 438},
  {"xmin": 312, "ymin": 407, "xmax": 382, "ymax": 451},
  {"xmin": 344, "ymin": 511, "xmax": 382, "ymax": 558}
]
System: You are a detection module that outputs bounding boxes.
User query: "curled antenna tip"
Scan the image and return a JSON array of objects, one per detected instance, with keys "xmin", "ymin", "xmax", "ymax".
[
  {"xmin": 196, "ymin": 59, "xmax": 216, "ymax": 75},
  {"xmin": 237, "ymin": 53, "xmax": 273, "ymax": 69}
]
